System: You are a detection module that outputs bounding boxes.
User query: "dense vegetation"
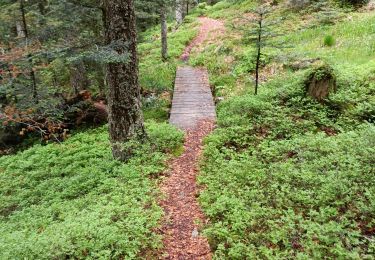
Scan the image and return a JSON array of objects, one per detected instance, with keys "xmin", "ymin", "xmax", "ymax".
[
  {"xmin": 0, "ymin": 0, "xmax": 195, "ymax": 257},
  {"xmin": 0, "ymin": 0, "xmax": 197, "ymax": 151},
  {"xmin": 191, "ymin": 1, "xmax": 375, "ymax": 258},
  {"xmin": 0, "ymin": 122, "xmax": 184, "ymax": 258},
  {"xmin": 1, "ymin": 0, "xmax": 374, "ymax": 258}
]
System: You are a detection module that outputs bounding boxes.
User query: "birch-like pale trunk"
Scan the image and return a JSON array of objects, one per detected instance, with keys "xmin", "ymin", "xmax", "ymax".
[{"xmin": 175, "ymin": 0, "xmax": 183, "ymax": 25}]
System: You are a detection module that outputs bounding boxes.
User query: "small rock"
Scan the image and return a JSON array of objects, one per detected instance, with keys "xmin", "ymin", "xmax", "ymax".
[
  {"xmin": 215, "ymin": 96, "xmax": 224, "ymax": 104},
  {"xmin": 192, "ymin": 227, "xmax": 199, "ymax": 238}
]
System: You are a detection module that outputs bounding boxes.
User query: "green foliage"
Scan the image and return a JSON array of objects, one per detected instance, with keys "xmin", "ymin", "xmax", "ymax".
[
  {"xmin": 0, "ymin": 122, "xmax": 184, "ymax": 259},
  {"xmin": 0, "ymin": 0, "xmax": 197, "ymax": 144},
  {"xmin": 323, "ymin": 34, "xmax": 336, "ymax": 46},
  {"xmin": 143, "ymin": 98, "xmax": 170, "ymax": 122},
  {"xmin": 198, "ymin": 70, "xmax": 374, "ymax": 258},
  {"xmin": 193, "ymin": 2, "xmax": 375, "ymax": 258},
  {"xmin": 198, "ymin": 2, "xmax": 208, "ymax": 9},
  {"xmin": 139, "ymin": 21, "xmax": 198, "ymax": 93},
  {"xmin": 339, "ymin": 0, "xmax": 370, "ymax": 7},
  {"xmin": 200, "ymin": 125, "xmax": 375, "ymax": 259}
]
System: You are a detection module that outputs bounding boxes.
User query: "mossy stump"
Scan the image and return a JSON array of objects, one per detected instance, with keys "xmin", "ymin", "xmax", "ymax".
[{"xmin": 305, "ymin": 63, "xmax": 337, "ymax": 102}]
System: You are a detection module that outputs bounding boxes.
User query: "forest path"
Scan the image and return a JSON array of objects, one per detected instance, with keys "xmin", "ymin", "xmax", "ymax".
[
  {"xmin": 158, "ymin": 17, "xmax": 224, "ymax": 259},
  {"xmin": 180, "ymin": 17, "xmax": 225, "ymax": 62}
]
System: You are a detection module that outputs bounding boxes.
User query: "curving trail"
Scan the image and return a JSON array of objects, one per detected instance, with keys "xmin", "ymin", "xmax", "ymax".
[
  {"xmin": 180, "ymin": 17, "xmax": 225, "ymax": 62},
  {"xmin": 158, "ymin": 17, "xmax": 224, "ymax": 259}
]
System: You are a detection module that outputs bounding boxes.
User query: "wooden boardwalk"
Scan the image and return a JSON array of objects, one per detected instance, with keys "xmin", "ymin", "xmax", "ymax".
[{"xmin": 169, "ymin": 66, "xmax": 216, "ymax": 130}]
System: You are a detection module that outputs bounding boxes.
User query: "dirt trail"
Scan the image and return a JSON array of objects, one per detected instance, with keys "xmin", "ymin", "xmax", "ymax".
[
  {"xmin": 159, "ymin": 120, "xmax": 215, "ymax": 259},
  {"xmin": 158, "ymin": 17, "xmax": 224, "ymax": 259},
  {"xmin": 180, "ymin": 17, "xmax": 225, "ymax": 61}
]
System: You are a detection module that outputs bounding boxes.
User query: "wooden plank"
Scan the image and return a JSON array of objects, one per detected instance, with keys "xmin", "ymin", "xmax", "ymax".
[{"xmin": 169, "ymin": 66, "xmax": 216, "ymax": 130}]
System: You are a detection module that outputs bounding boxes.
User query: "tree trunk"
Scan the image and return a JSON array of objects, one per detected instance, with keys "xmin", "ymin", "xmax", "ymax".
[
  {"xmin": 37, "ymin": 0, "xmax": 48, "ymax": 25},
  {"xmin": 176, "ymin": 0, "xmax": 183, "ymax": 25},
  {"xmin": 161, "ymin": 6, "xmax": 168, "ymax": 61},
  {"xmin": 69, "ymin": 61, "xmax": 90, "ymax": 95},
  {"xmin": 16, "ymin": 21, "xmax": 25, "ymax": 38},
  {"xmin": 255, "ymin": 13, "xmax": 263, "ymax": 96},
  {"xmin": 38, "ymin": 0, "xmax": 47, "ymax": 15},
  {"xmin": 103, "ymin": 0, "xmax": 146, "ymax": 161},
  {"xmin": 306, "ymin": 64, "xmax": 337, "ymax": 102},
  {"xmin": 19, "ymin": 0, "xmax": 38, "ymax": 103}
]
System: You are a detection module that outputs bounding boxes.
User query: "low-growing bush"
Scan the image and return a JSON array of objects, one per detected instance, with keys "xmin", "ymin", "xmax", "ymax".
[
  {"xmin": 200, "ymin": 124, "xmax": 375, "ymax": 259},
  {"xmin": 0, "ymin": 122, "xmax": 184, "ymax": 259},
  {"xmin": 323, "ymin": 35, "xmax": 336, "ymax": 46}
]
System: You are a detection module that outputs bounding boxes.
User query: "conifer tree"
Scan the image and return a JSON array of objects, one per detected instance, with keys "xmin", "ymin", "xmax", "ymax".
[
  {"xmin": 19, "ymin": 0, "xmax": 38, "ymax": 102},
  {"xmin": 103, "ymin": 0, "xmax": 146, "ymax": 161},
  {"xmin": 237, "ymin": 6, "xmax": 283, "ymax": 95},
  {"xmin": 0, "ymin": 0, "xmax": 171, "ymax": 144}
]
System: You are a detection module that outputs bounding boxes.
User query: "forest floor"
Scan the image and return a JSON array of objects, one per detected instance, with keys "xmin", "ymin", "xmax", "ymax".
[
  {"xmin": 158, "ymin": 17, "xmax": 224, "ymax": 259},
  {"xmin": 159, "ymin": 120, "xmax": 214, "ymax": 259}
]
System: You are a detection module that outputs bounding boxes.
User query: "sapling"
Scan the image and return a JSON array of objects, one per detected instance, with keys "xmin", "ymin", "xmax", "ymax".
[{"xmin": 235, "ymin": 6, "xmax": 284, "ymax": 95}]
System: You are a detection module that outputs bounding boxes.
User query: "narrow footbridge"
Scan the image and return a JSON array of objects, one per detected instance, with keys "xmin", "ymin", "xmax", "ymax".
[{"xmin": 169, "ymin": 66, "xmax": 216, "ymax": 129}]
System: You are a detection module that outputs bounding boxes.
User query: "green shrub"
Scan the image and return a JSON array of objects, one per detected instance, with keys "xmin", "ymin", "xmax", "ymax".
[
  {"xmin": 323, "ymin": 35, "xmax": 336, "ymax": 47},
  {"xmin": 0, "ymin": 123, "xmax": 183, "ymax": 259},
  {"xmin": 200, "ymin": 125, "xmax": 375, "ymax": 259},
  {"xmin": 338, "ymin": 0, "xmax": 370, "ymax": 7},
  {"xmin": 198, "ymin": 2, "xmax": 208, "ymax": 9}
]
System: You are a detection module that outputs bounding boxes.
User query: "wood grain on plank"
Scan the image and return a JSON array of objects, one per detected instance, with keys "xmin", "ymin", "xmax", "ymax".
[{"xmin": 170, "ymin": 66, "xmax": 216, "ymax": 130}]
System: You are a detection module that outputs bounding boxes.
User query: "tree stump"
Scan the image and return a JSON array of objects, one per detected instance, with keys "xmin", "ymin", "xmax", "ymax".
[{"xmin": 305, "ymin": 64, "xmax": 337, "ymax": 102}]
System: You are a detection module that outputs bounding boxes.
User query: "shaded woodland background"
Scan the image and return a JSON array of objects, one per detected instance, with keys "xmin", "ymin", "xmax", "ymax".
[{"xmin": 0, "ymin": 0, "xmax": 210, "ymax": 151}]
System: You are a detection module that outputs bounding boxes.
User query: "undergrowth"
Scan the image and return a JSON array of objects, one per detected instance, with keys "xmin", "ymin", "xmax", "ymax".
[
  {"xmin": 0, "ymin": 122, "xmax": 184, "ymax": 259},
  {"xmin": 0, "ymin": 8, "xmax": 194, "ymax": 258},
  {"xmin": 200, "ymin": 123, "xmax": 374, "ymax": 259},
  {"xmin": 194, "ymin": 0, "xmax": 375, "ymax": 258},
  {"xmin": 199, "ymin": 71, "xmax": 375, "ymax": 258}
]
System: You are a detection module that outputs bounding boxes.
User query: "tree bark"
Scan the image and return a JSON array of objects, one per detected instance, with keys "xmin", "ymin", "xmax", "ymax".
[
  {"xmin": 16, "ymin": 21, "xmax": 25, "ymax": 38},
  {"xmin": 176, "ymin": 0, "xmax": 183, "ymax": 25},
  {"xmin": 37, "ymin": 0, "xmax": 48, "ymax": 15},
  {"xmin": 103, "ymin": 0, "xmax": 146, "ymax": 161},
  {"xmin": 19, "ymin": 0, "xmax": 38, "ymax": 103},
  {"xmin": 69, "ymin": 61, "xmax": 90, "ymax": 95},
  {"xmin": 306, "ymin": 64, "xmax": 337, "ymax": 102},
  {"xmin": 255, "ymin": 13, "xmax": 263, "ymax": 96},
  {"xmin": 161, "ymin": 6, "xmax": 168, "ymax": 61}
]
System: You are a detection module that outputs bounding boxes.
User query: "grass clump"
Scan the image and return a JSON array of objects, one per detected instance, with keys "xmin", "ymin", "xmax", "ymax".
[
  {"xmin": 0, "ymin": 122, "xmax": 184, "ymax": 259},
  {"xmin": 323, "ymin": 34, "xmax": 336, "ymax": 46}
]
